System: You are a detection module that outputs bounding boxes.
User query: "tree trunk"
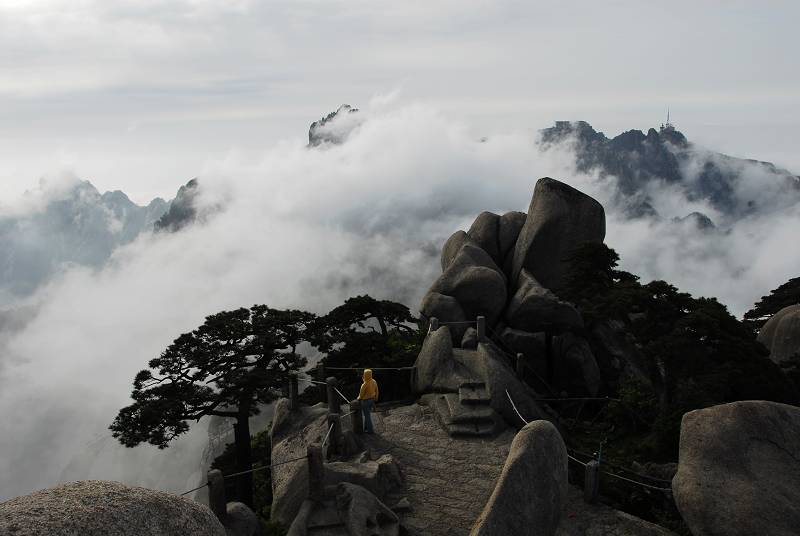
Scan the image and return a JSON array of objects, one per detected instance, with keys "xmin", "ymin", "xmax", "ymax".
[{"xmin": 234, "ymin": 404, "xmax": 254, "ymax": 508}]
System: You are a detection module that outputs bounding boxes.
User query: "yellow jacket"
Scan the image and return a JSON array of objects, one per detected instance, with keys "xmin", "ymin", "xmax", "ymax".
[{"xmin": 358, "ymin": 369, "xmax": 379, "ymax": 401}]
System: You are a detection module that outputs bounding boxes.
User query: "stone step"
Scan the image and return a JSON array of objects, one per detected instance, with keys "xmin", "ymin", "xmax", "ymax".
[
  {"xmin": 447, "ymin": 421, "xmax": 497, "ymax": 437},
  {"xmin": 458, "ymin": 383, "xmax": 490, "ymax": 405},
  {"xmin": 444, "ymin": 394, "xmax": 495, "ymax": 424}
]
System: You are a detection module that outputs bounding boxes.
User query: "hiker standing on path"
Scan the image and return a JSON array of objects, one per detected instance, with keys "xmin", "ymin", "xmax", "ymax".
[{"xmin": 358, "ymin": 369, "xmax": 379, "ymax": 434}]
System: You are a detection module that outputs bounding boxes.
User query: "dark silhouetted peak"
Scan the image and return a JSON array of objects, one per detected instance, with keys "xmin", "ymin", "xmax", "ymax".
[
  {"xmin": 538, "ymin": 120, "xmax": 799, "ymax": 218},
  {"xmin": 673, "ymin": 212, "xmax": 716, "ymax": 231},
  {"xmin": 308, "ymin": 104, "xmax": 361, "ymax": 147},
  {"xmin": 154, "ymin": 179, "xmax": 199, "ymax": 233}
]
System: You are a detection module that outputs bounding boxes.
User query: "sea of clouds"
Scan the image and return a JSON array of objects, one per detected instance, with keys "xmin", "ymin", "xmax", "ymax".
[{"xmin": 1, "ymin": 99, "xmax": 798, "ymax": 500}]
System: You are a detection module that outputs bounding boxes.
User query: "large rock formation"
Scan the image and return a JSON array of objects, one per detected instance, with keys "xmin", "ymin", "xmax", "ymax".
[
  {"xmin": 0, "ymin": 480, "xmax": 226, "ymax": 536},
  {"xmin": 417, "ymin": 177, "xmax": 607, "ymax": 411},
  {"xmin": 758, "ymin": 304, "xmax": 800, "ymax": 366},
  {"xmin": 671, "ymin": 401, "xmax": 800, "ymax": 536},
  {"xmin": 510, "ymin": 177, "xmax": 605, "ymax": 292},
  {"xmin": 471, "ymin": 420, "xmax": 568, "ymax": 536}
]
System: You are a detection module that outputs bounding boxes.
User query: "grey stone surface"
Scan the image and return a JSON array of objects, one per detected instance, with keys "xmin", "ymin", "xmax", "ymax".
[
  {"xmin": 429, "ymin": 242, "xmax": 507, "ymax": 325},
  {"xmin": 335, "ymin": 483, "xmax": 399, "ymax": 536},
  {"xmin": 270, "ymin": 404, "xmax": 330, "ymax": 527},
  {"xmin": 466, "ymin": 211, "xmax": 501, "ymax": 265},
  {"xmin": 471, "ymin": 420, "xmax": 568, "ymax": 536},
  {"xmin": 270, "ymin": 397, "xmax": 292, "ymax": 442},
  {"xmin": 441, "ymin": 230, "xmax": 468, "ymax": 271},
  {"xmin": 361, "ymin": 404, "xmax": 515, "ymax": 535},
  {"xmin": 224, "ymin": 502, "xmax": 262, "ymax": 536},
  {"xmin": 343, "ymin": 404, "xmax": 672, "ymax": 536},
  {"xmin": 555, "ymin": 486, "xmax": 676, "ymax": 536},
  {"xmin": 758, "ymin": 304, "xmax": 800, "ymax": 364},
  {"xmin": 412, "ymin": 325, "xmax": 454, "ymax": 394},
  {"xmin": 461, "ymin": 327, "xmax": 478, "ymax": 349},
  {"xmin": 498, "ymin": 211, "xmax": 527, "ymax": 267},
  {"xmin": 511, "ymin": 177, "xmax": 605, "ymax": 292},
  {"xmin": 325, "ymin": 454, "xmax": 404, "ymax": 503},
  {"xmin": 672, "ymin": 400, "xmax": 800, "ymax": 536},
  {"xmin": 500, "ymin": 327, "xmax": 546, "ymax": 357},
  {"xmin": 0, "ymin": 480, "xmax": 226, "ymax": 536},
  {"xmin": 506, "ymin": 269, "xmax": 583, "ymax": 331},
  {"xmin": 420, "ymin": 291, "xmax": 468, "ymax": 344}
]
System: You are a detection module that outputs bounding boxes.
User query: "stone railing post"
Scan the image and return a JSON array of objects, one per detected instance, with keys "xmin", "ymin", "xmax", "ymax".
[
  {"xmin": 327, "ymin": 412, "xmax": 342, "ymax": 456},
  {"xmin": 584, "ymin": 460, "xmax": 600, "ymax": 503},
  {"xmin": 307, "ymin": 444, "xmax": 324, "ymax": 503},
  {"xmin": 350, "ymin": 400, "xmax": 363, "ymax": 435},
  {"xmin": 477, "ymin": 316, "xmax": 486, "ymax": 341},
  {"xmin": 326, "ymin": 376, "xmax": 341, "ymax": 414},
  {"xmin": 207, "ymin": 469, "xmax": 227, "ymax": 522}
]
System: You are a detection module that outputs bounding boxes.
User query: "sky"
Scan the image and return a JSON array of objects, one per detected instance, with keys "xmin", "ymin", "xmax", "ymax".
[
  {"xmin": 1, "ymin": 0, "xmax": 799, "ymax": 204},
  {"xmin": 1, "ymin": 0, "xmax": 800, "ymax": 501}
]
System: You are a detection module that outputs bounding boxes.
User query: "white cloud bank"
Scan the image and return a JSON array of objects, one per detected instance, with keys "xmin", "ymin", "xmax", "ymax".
[{"xmin": 1, "ymin": 100, "xmax": 799, "ymax": 499}]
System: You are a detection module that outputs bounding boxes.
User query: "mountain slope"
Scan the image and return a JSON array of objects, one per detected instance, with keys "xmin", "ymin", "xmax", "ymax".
[
  {"xmin": 539, "ymin": 121, "xmax": 800, "ymax": 220},
  {"xmin": 0, "ymin": 181, "xmax": 173, "ymax": 302}
]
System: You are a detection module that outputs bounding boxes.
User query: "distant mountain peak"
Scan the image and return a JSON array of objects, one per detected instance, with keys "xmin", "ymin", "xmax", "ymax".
[
  {"xmin": 539, "ymin": 120, "xmax": 799, "ymax": 220},
  {"xmin": 308, "ymin": 104, "xmax": 362, "ymax": 147}
]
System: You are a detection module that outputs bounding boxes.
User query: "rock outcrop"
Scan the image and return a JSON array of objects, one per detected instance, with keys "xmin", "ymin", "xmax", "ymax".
[
  {"xmin": 223, "ymin": 502, "xmax": 261, "ymax": 536},
  {"xmin": 510, "ymin": 177, "xmax": 605, "ymax": 292},
  {"xmin": 270, "ymin": 404, "xmax": 330, "ymax": 527},
  {"xmin": 758, "ymin": 304, "xmax": 800, "ymax": 366},
  {"xmin": 418, "ymin": 177, "xmax": 606, "ymax": 400},
  {"xmin": 672, "ymin": 400, "xmax": 800, "ymax": 536},
  {"xmin": 471, "ymin": 420, "xmax": 568, "ymax": 536},
  {"xmin": 0, "ymin": 480, "xmax": 226, "ymax": 536}
]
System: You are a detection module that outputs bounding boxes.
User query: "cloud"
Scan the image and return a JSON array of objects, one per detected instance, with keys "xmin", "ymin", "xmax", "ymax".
[{"xmin": 1, "ymin": 101, "xmax": 799, "ymax": 500}]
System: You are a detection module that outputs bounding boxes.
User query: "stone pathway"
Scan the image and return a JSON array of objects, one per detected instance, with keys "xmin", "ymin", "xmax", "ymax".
[
  {"xmin": 360, "ymin": 403, "xmax": 676, "ymax": 536},
  {"xmin": 362, "ymin": 403, "xmax": 515, "ymax": 536}
]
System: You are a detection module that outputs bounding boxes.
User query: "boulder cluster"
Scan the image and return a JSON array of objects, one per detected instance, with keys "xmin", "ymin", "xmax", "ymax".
[{"xmin": 420, "ymin": 177, "xmax": 605, "ymax": 399}]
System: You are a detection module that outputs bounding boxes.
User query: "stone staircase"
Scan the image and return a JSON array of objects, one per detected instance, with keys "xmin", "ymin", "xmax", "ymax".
[{"xmin": 423, "ymin": 381, "xmax": 504, "ymax": 437}]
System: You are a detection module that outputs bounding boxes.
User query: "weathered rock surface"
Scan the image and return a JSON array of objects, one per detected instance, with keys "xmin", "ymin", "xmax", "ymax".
[
  {"xmin": 413, "ymin": 325, "xmax": 455, "ymax": 394},
  {"xmin": 758, "ymin": 304, "xmax": 800, "ymax": 364},
  {"xmin": 466, "ymin": 212, "xmax": 502, "ymax": 265},
  {"xmin": 441, "ymin": 231, "xmax": 468, "ymax": 271},
  {"xmin": 471, "ymin": 420, "xmax": 568, "ymax": 536},
  {"xmin": 555, "ymin": 486, "xmax": 676, "ymax": 536},
  {"xmin": 506, "ymin": 269, "xmax": 583, "ymax": 331},
  {"xmin": 335, "ymin": 483, "xmax": 399, "ymax": 536},
  {"xmin": 672, "ymin": 400, "xmax": 800, "ymax": 536},
  {"xmin": 429, "ymin": 243, "xmax": 507, "ymax": 325},
  {"xmin": 224, "ymin": 502, "xmax": 261, "ymax": 536},
  {"xmin": 511, "ymin": 177, "xmax": 605, "ymax": 292},
  {"xmin": 270, "ymin": 404, "xmax": 330, "ymax": 527},
  {"xmin": 325, "ymin": 454, "xmax": 404, "ymax": 504},
  {"xmin": 420, "ymin": 292, "xmax": 468, "ymax": 344},
  {"xmin": 0, "ymin": 480, "xmax": 226, "ymax": 536},
  {"xmin": 498, "ymin": 211, "xmax": 527, "ymax": 268},
  {"xmin": 461, "ymin": 327, "xmax": 478, "ymax": 349}
]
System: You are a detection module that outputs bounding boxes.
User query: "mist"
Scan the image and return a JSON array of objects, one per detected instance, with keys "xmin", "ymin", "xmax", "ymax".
[{"xmin": 1, "ymin": 100, "xmax": 799, "ymax": 500}]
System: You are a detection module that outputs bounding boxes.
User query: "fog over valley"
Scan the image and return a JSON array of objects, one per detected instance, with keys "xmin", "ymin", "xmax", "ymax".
[
  {"xmin": 1, "ymin": 103, "xmax": 799, "ymax": 499},
  {"xmin": 1, "ymin": 0, "xmax": 799, "ymax": 513}
]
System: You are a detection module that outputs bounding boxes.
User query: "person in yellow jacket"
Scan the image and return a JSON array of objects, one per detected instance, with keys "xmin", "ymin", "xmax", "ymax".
[{"xmin": 357, "ymin": 369, "xmax": 379, "ymax": 434}]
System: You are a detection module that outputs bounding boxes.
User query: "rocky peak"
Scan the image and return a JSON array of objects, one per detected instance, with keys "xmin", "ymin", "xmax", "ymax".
[{"xmin": 308, "ymin": 104, "xmax": 361, "ymax": 147}]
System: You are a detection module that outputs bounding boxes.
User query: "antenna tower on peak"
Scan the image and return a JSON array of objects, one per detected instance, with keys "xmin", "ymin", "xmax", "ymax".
[{"xmin": 661, "ymin": 107, "xmax": 674, "ymax": 131}]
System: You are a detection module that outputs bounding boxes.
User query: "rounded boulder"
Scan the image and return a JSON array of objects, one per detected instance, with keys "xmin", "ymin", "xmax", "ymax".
[{"xmin": 0, "ymin": 480, "xmax": 226, "ymax": 536}]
